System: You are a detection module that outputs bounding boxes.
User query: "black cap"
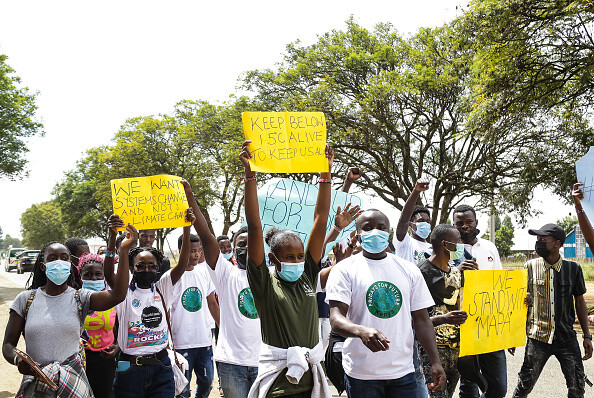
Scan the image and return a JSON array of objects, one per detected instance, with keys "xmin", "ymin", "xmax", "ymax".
[{"xmin": 528, "ymin": 223, "xmax": 566, "ymax": 245}]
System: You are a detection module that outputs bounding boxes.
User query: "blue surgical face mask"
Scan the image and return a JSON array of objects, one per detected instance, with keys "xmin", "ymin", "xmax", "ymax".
[
  {"xmin": 82, "ymin": 279, "xmax": 106, "ymax": 291},
  {"xmin": 222, "ymin": 252, "xmax": 233, "ymax": 261},
  {"xmin": 273, "ymin": 253, "xmax": 305, "ymax": 282},
  {"xmin": 360, "ymin": 229, "xmax": 390, "ymax": 254},
  {"xmin": 414, "ymin": 222, "xmax": 431, "ymax": 239},
  {"xmin": 44, "ymin": 260, "xmax": 72, "ymax": 286},
  {"xmin": 447, "ymin": 243, "xmax": 465, "ymax": 261},
  {"xmin": 278, "ymin": 261, "xmax": 305, "ymax": 282}
]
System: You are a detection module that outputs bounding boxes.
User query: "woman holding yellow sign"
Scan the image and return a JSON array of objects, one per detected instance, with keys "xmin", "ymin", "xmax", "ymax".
[{"xmin": 240, "ymin": 139, "xmax": 334, "ymax": 398}]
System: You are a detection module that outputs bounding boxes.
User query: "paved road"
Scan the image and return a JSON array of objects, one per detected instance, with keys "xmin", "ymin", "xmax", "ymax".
[{"xmin": 1, "ymin": 267, "xmax": 593, "ymax": 397}]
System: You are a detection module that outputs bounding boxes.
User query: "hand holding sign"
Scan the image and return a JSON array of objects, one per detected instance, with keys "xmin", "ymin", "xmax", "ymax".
[{"xmin": 242, "ymin": 112, "xmax": 328, "ymax": 173}]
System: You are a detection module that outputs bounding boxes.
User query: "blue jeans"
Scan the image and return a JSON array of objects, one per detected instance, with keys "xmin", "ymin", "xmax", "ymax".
[
  {"xmin": 177, "ymin": 346, "xmax": 214, "ymax": 398},
  {"xmin": 413, "ymin": 341, "xmax": 428, "ymax": 398},
  {"xmin": 113, "ymin": 354, "xmax": 175, "ymax": 398},
  {"xmin": 459, "ymin": 350, "xmax": 507, "ymax": 398},
  {"xmin": 217, "ymin": 361, "xmax": 259, "ymax": 398},
  {"xmin": 346, "ymin": 372, "xmax": 417, "ymax": 398}
]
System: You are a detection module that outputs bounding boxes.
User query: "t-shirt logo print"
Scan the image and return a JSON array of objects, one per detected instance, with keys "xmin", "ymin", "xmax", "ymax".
[
  {"xmin": 366, "ymin": 281, "xmax": 402, "ymax": 318},
  {"xmin": 181, "ymin": 287, "xmax": 202, "ymax": 312},
  {"xmin": 238, "ymin": 287, "xmax": 259, "ymax": 319}
]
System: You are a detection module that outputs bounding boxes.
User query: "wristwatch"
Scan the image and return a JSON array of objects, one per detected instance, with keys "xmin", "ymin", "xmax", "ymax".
[{"xmin": 583, "ymin": 334, "xmax": 592, "ymax": 340}]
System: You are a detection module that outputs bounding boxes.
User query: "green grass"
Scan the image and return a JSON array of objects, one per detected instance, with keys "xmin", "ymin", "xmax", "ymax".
[{"xmin": 502, "ymin": 260, "xmax": 594, "ymax": 281}]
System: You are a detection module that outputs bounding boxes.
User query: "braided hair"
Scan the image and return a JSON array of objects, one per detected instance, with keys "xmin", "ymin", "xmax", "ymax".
[
  {"xmin": 26, "ymin": 242, "xmax": 82, "ymax": 290},
  {"xmin": 128, "ymin": 246, "xmax": 164, "ymax": 290}
]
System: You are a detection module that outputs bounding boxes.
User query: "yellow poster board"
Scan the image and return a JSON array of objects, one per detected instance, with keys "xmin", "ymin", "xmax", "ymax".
[
  {"xmin": 242, "ymin": 112, "xmax": 328, "ymax": 173},
  {"xmin": 459, "ymin": 269, "xmax": 528, "ymax": 357},
  {"xmin": 110, "ymin": 175, "xmax": 191, "ymax": 231}
]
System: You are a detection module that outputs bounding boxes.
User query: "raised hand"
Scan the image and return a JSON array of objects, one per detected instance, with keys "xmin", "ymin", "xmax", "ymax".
[
  {"xmin": 185, "ymin": 208, "xmax": 196, "ymax": 225},
  {"xmin": 415, "ymin": 178, "xmax": 430, "ymax": 192},
  {"xmin": 239, "ymin": 140, "xmax": 253, "ymax": 173},
  {"xmin": 107, "ymin": 214, "xmax": 125, "ymax": 235},
  {"xmin": 573, "ymin": 182, "xmax": 584, "ymax": 205},
  {"xmin": 325, "ymin": 145, "xmax": 334, "ymax": 170},
  {"xmin": 334, "ymin": 203, "xmax": 363, "ymax": 230},
  {"xmin": 120, "ymin": 224, "xmax": 138, "ymax": 252},
  {"xmin": 346, "ymin": 167, "xmax": 362, "ymax": 182},
  {"xmin": 332, "ymin": 241, "xmax": 353, "ymax": 264}
]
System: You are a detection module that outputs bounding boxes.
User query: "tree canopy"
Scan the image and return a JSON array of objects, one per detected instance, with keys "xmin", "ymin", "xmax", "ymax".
[{"xmin": 0, "ymin": 54, "xmax": 43, "ymax": 179}]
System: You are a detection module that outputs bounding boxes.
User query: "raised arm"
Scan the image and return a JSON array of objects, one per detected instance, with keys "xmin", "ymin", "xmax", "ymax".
[
  {"xmin": 90, "ymin": 224, "xmax": 135, "ymax": 311},
  {"xmin": 239, "ymin": 140, "xmax": 265, "ymax": 266},
  {"xmin": 181, "ymin": 180, "xmax": 220, "ymax": 270},
  {"xmin": 104, "ymin": 214, "xmax": 125, "ymax": 289},
  {"xmin": 306, "ymin": 146, "xmax": 334, "ymax": 264},
  {"xmin": 396, "ymin": 179, "xmax": 429, "ymax": 241},
  {"xmin": 573, "ymin": 183, "xmax": 594, "ymax": 249},
  {"xmin": 341, "ymin": 167, "xmax": 362, "ymax": 192},
  {"xmin": 169, "ymin": 208, "xmax": 196, "ymax": 286}
]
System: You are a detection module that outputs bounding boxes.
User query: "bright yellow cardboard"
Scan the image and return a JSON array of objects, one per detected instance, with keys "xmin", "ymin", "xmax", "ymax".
[
  {"xmin": 242, "ymin": 111, "xmax": 328, "ymax": 173},
  {"xmin": 459, "ymin": 269, "xmax": 528, "ymax": 356},
  {"xmin": 110, "ymin": 175, "xmax": 191, "ymax": 231}
]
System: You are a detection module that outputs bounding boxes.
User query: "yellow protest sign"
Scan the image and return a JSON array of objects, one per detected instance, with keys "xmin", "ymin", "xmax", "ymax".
[
  {"xmin": 242, "ymin": 112, "xmax": 328, "ymax": 173},
  {"xmin": 110, "ymin": 175, "xmax": 191, "ymax": 231},
  {"xmin": 459, "ymin": 269, "xmax": 528, "ymax": 357}
]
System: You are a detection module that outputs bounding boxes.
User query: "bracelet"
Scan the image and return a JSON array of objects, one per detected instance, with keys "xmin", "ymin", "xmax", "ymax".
[
  {"xmin": 577, "ymin": 207, "xmax": 585, "ymax": 214},
  {"xmin": 584, "ymin": 334, "xmax": 592, "ymax": 340},
  {"xmin": 13, "ymin": 355, "xmax": 18, "ymax": 365},
  {"xmin": 243, "ymin": 175, "xmax": 257, "ymax": 183},
  {"xmin": 105, "ymin": 251, "xmax": 116, "ymax": 258},
  {"xmin": 332, "ymin": 225, "xmax": 342, "ymax": 233},
  {"xmin": 320, "ymin": 178, "xmax": 331, "ymax": 184}
]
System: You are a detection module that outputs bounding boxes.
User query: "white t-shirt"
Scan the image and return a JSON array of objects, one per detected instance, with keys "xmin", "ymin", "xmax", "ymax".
[
  {"xmin": 115, "ymin": 272, "xmax": 175, "ymax": 356},
  {"xmin": 467, "ymin": 238, "xmax": 502, "ymax": 271},
  {"xmin": 394, "ymin": 233, "xmax": 432, "ymax": 265},
  {"xmin": 169, "ymin": 264, "xmax": 216, "ymax": 349},
  {"xmin": 200, "ymin": 262, "xmax": 216, "ymax": 330},
  {"xmin": 208, "ymin": 253, "xmax": 261, "ymax": 367},
  {"xmin": 326, "ymin": 252, "xmax": 434, "ymax": 380}
]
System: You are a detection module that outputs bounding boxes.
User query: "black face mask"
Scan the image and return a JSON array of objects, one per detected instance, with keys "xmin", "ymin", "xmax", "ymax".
[
  {"xmin": 535, "ymin": 241, "xmax": 551, "ymax": 259},
  {"xmin": 236, "ymin": 247, "xmax": 248, "ymax": 269},
  {"xmin": 460, "ymin": 228, "xmax": 480, "ymax": 244},
  {"xmin": 134, "ymin": 271, "xmax": 157, "ymax": 287}
]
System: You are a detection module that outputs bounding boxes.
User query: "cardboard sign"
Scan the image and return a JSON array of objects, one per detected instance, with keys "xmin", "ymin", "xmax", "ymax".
[
  {"xmin": 242, "ymin": 112, "xmax": 328, "ymax": 173},
  {"xmin": 459, "ymin": 269, "xmax": 528, "ymax": 356},
  {"xmin": 111, "ymin": 175, "xmax": 190, "ymax": 230},
  {"xmin": 252, "ymin": 178, "xmax": 364, "ymax": 257},
  {"xmin": 576, "ymin": 146, "xmax": 594, "ymax": 223}
]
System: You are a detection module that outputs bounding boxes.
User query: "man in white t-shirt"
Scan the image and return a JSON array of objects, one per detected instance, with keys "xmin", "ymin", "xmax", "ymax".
[
  {"xmin": 169, "ymin": 233, "xmax": 220, "ymax": 398},
  {"xmin": 394, "ymin": 178, "xmax": 433, "ymax": 398},
  {"xmin": 453, "ymin": 204, "xmax": 506, "ymax": 398},
  {"xmin": 394, "ymin": 179, "xmax": 432, "ymax": 265},
  {"xmin": 327, "ymin": 209, "xmax": 446, "ymax": 398}
]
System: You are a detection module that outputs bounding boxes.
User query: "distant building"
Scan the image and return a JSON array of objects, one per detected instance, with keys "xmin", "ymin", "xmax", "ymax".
[{"xmin": 564, "ymin": 225, "xmax": 593, "ymax": 259}]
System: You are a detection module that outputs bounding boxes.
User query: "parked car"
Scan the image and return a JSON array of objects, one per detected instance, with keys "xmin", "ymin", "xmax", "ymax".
[
  {"xmin": 16, "ymin": 250, "xmax": 40, "ymax": 274},
  {"xmin": 2, "ymin": 247, "xmax": 27, "ymax": 272}
]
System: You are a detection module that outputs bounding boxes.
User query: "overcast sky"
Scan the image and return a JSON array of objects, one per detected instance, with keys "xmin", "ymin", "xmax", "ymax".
[{"xmin": 0, "ymin": 0, "xmax": 574, "ymax": 250}]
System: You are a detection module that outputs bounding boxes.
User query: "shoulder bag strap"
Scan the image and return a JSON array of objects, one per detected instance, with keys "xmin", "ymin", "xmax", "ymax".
[{"xmin": 155, "ymin": 286, "xmax": 182, "ymax": 369}]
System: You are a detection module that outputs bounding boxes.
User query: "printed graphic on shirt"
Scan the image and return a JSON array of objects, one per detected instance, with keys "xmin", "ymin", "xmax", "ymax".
[
  {"xmin": 132, "ymin": 299, "xmax": 141, "ymax": 308},
  {"xmin": 181, "ymin": 287, "xmax": 202, "ymax": 312},
  {"xmin": 366, "ymin": 281, "xmax": 402, "ymax": 319},
  {"xmin": 126, "ymin": 306, "xmax": 166, "ymax": 348},
  {"xmin": 238, "ymin": 287, "xmax": 259, "ymax": 319},
  {"xmin": 413, "ymin": 249, "xmax": 426, "ymax": 264}
]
